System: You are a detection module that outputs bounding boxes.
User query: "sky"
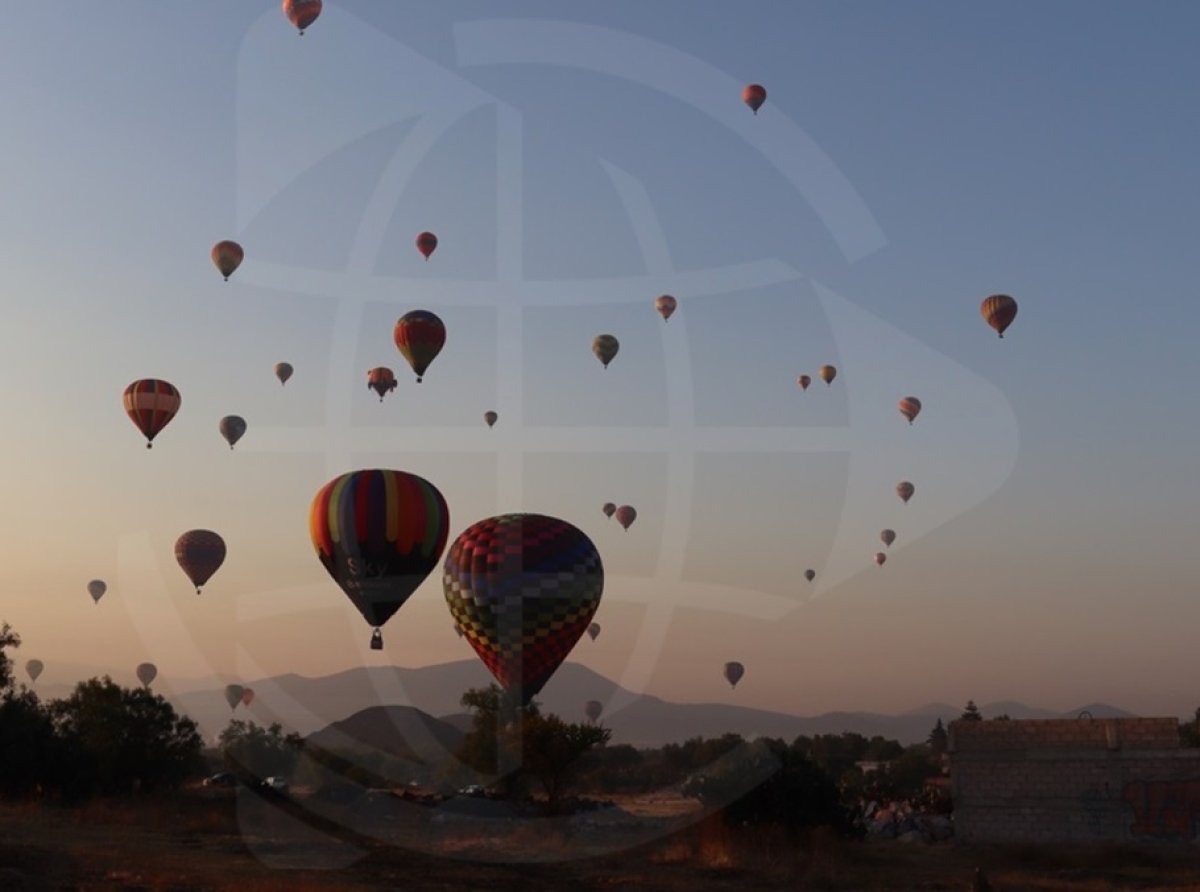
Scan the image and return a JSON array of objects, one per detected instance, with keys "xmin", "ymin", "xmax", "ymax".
[{"xmin": 2, "ymin": 1, "xmax": 1200, "ymax": 720}]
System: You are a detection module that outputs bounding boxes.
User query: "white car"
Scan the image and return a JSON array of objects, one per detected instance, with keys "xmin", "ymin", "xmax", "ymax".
[{"xmin": 262, "ymin": 776, "xmax": 288, "ymax": 793}]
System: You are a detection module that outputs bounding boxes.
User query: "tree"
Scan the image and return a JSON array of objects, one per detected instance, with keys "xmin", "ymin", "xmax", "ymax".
[
  {"xmin": 50, "ymin": 677, "xmax": 203, "ymax": 796},
  {"xmin": 0, "ymin": 622, "xmax": 19, "ymax": 693},
  {"xmin": 1181, "ymin": 708, "xmax": 1200, "ymax": 748},
  {"xmin": 517, "ymin": 713, "xmax": 610, "ymax": 812},
  {"xmin": 927, "ymin": 719, "xmax": 948, "ymax": 757},
  {"xmin": 960, "ymin": 700, "xmax": 983, "ymax": 722},
  {"xmin": 0, "ymin": 688, "xmax": 59, "ymax": 800},
  {"xmin": 219, "ymin": 720, "xmax": 304, "ymax": 782}
]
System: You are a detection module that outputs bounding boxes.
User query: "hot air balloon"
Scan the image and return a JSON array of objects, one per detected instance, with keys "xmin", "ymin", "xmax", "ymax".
[
  {"xmin": 602, "ymin": 503, "xmax": 616, "ymax": 519},
  {"xmin": 896, "ymin": 481, "xmax": 915, "ymax": 504},
  {"xmin": 874, "ymin": 552, "xmax": 887, "ymax": 567},
  {"xmin": 818, "ymin": 365, "xmax": 837, "ymax": 386},
  {"xmin": 797, "ymin": 375, "xmax": 811, "ymax": 391},
  {"xmin": 899, "ymin": 397, "xmax": 922, "ymax": 425},
  {"xmin": 724, "ymin": 661, "xmax": 745, "ymax": 689},
  {"xmin": 804, "ymin": 569, "xmax": 815, "ymax": 583},
  {"xmin": 87, "ymin": 579, "xmax": 107, "ymax": 604},
  {"xmin": 614, "ymin": 506, "xmax": 637, "ymax": 531},
  {"xmin": 310, "ymin": 469, "xmax": 450, "ymax": 651},
  {"xmin": 416, "ymin": 231, "xmax": 438, "ymax": 260},
  {"xmin": 282, "ymin": 0, "xmax": 321, "ymax": 34},
  {"xmin": 219, "ymin": 415, "xmax": 246, "ymax": 450},
  {"xmin": 742, "ymin": 84, "xmax": 767, "ymax": 114},
  {"xmin": 587, "ymin": 621, "xmax": 601, "ymax": 641},
  {"xmin": 241, "ymin": 688, "xmax": 255, "ymax": 707},
  {"xmin": 393, "ymin": 310, "xmax": 446, "ymax": 383},
  {"xmin": 880, "ymin": 529, "xmax": 896, "ymax": 548},
  {"xmin": 175, "ymin": 530, "xmax": 226, "ymax": 594},
  {"xmin": 443, "ymin": 514, "xmax": 604, "ymax": 706},
  {"xmin": 124, "ymin": 379, "xmax": 181, "ymax": 449},
  {"xmin": 224, "ymin": 684, "xmax": 245, "ymax": 710},
  {"xmin": 655, "ymin": 294, "xmax": 677, "ymax": 322},
  {"xmin": 484, "ymin": 411, "xmax": 498, "ymax": 428},
  {"xmin": 981, "ymin": 294, "xmax": 1018, "ymax": 338},
  {"xmin": 25, "ymin": 660, "xmax": 43, "ymax": 683},
  {"xmin": 584, "ymin": 700, "xmax": 604, "ymax": 723},
  {"xmin": 211, "ymin": 240, "xmax": 244, "ymax": 281},
  {"xmin": 367, "ymin": 367, "xmax": 397, "ymax": 402},
  {"xmin": 274, "ymin": 362, "xmax": 293, "ymax": 386},
  {"xmin": 136, "ymin": 662, "xmax": 157, "ymax": 688},
  {"xmin": 592, "ymin": 334, "xmax": 619, "ymax": 369}
]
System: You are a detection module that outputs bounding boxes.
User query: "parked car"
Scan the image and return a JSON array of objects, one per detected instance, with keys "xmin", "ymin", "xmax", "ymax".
[
  {"xmin": 261, "ymin": 776, "xmax": 288, "ymax": 794},
  {"xmin": 458, "ymin": 784, "xmax": 485, "ymax": 797},
  {"xmin": 203, "ymin": 772, "xmax": 237, "ymax": 788}
]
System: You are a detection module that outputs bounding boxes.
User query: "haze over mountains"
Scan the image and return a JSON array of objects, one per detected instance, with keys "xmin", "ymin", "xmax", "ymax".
[{"xmin": 24, "ymin": 660, "xmax": 1138, "ymax": 747}]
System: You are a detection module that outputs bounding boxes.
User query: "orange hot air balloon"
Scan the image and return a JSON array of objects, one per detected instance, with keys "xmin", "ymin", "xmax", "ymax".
[
  {"xmin": 614, "ymin": 505, "xmax": 637, "ymax": 530},
  {"xmin": 367, "ymin": 367, "xmax": 397, "ymax": 402},
  {"xmin": 797, "ymin": 375, "xmax": 811, "ymax": 391},
  {"xmin": 742, "ymin": 84, "xmax": 767, "ymax": 115},
  {"xmin": 416, "ymin": 231, "xmax": 438, "ymax": 261},
  {"xmin": 211, "ymin": 241, "xmax": 243, "ymax": 281},
  {"xmin": 818, "ymin": 365, "xmax": 837, "ymax": 386},
  {"xmin": 896, "ymin": 481, "xmax": 915, "ymax": 504},
  {"xmin": 874, "ymin": 552, "xmax": 887, "ymax": 567},
  {"xmin": 898, "ymin": 396, "xmax": 922, "ymax": 425},
  {"xmin": 124, "ymin": 379, "xmax": 181, "ymax": 449},
  {"xmin": 880, "ymin": 529, "xmax": 896, "ymax": 548},
  {"xmin": 282, "ymin": 0, "xmax": 321, "ymax": 34},
  {"xmin": 655, "ymin": 294, "xmax": 677, "ymax": 322},
  {"xmin": 394, "ymin": 310, "xmax": 446, "ymax": 383},
  {"xmin": 981, "ymin": 294, "xmax": 1018, "ymax": 338}
]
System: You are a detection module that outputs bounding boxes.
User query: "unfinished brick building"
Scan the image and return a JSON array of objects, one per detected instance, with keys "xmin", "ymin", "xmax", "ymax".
[{"xmin": 949, "ymin": 717, "xmax": 1200, "ymax": 842}]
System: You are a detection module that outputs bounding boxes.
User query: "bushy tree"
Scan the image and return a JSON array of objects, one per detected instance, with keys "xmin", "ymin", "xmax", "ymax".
[
  {"xmin": 50, "ymin": 677, "xmax": 203, "ymax": 796},
  {"xmin": 219, "ymin": 720, "xmax": 304, "ymax": 781},
  {"xmin": 0, "ymin": 688, "xmax": 59, "ymax": 799},
  {"xmin": 960, "ymin": 700, "xmax": 983, "ymax": 722},
  {"xmin": 0, "ymin": 622, "xmax": 17, "ymax": 692},
  {"xmin": 518, "ymin": 712, "xmax": 610, "ymax": 812}
]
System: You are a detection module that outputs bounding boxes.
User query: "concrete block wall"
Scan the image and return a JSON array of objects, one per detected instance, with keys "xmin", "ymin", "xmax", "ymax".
[{"xmin": 949, "ymin": 718, "xmax": 1200, "ymax": 842}]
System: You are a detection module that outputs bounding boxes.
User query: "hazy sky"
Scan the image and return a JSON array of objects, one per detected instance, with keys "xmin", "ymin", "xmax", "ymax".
[{"xmin": 2, "ymin": 1, "xmax": 1199, "ymax": 719}]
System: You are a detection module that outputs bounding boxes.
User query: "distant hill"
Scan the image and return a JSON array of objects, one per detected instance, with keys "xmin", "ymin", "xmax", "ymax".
[
  {"xmin": 306, "ymin": 705, "xmax": 464, "ymax": 764},
  {"xmin": 158, "ymin": 660, "xmax": 1149, "ymax": 748}
]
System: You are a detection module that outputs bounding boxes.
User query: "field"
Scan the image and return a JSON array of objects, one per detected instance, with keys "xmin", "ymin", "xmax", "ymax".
[{"xmin": 3, "ymin": 789, "xmax": 1200, "ymax": 891}]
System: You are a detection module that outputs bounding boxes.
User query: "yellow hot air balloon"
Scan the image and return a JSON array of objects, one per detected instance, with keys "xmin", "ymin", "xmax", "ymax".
[{"xmin": 818, "ymin": 365, "xmax": 837, "ymax": 386}]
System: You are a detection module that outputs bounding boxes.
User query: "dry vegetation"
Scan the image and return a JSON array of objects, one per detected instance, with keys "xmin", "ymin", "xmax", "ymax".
[{"xmin": 3, "ymin": 790, "xmax": 1200, "ymax": 891}]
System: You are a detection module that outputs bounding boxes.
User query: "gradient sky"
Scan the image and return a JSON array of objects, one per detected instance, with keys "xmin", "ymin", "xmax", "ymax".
[{"xmin": 2, "ymin": 1, "xmax": 1199, "ymax": 720}]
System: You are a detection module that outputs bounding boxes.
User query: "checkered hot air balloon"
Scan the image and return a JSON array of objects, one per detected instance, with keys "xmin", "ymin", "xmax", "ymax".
[
  {"xmin": 443, "ymin": 514, "xmax": 604, "ymax": 706},
  {"xmin": 393, "ymin": 310, "xmax": 446, "ymax": 383},
  {"xmin": 310, "ymin": 470, "xmax": 450, "ymax": 650}
]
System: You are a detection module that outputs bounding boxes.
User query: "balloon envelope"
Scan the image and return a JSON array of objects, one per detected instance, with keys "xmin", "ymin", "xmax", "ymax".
[
  {"xmin": 224, "ymin": 684, "xmax": 245, "ymax": 710},
  {"xmin": 175, "ymin": 530, "xmax": 226, "ymax": 593},
  {"xmin": 899, "ymin": 397, "xmax": 922, "ymax": 425},
  {"xmin": 587, "ymin": 621, "xmax": 601, "ymax": 641},
  {"xmin": 25, "ymin": 660, "xmax": 43, "ymax": 682},
  {"xmin": 124, "ymin": 379, "xmax": 181, "ymax": 448},
  {"xmin": 742, "ymin": 84, "xmax": 767, "ymax": 114},
  {"xmin": 484, "ymin": 411, "xmax": 498, "ymax": 428},
  {"xmin": 274, "ymin": 362, "xmax": 293, "ymax": 385},
  {"xmin": 874, "ymin": 552, "xmax": 887, "ymax": 566},
  {"xmin": 310, "ymin": 469, "xmax": 450, "ymax": 648},
  {"xmin": 584, "ymin": 700, "xmax": 604, "ymax": 723},
  {"xmin": 804, "ymin": 569, "xmax": 815, "ymax": 583},
  {"xmin": 818, "ymin": 365, "xmax": 837, "ymax": 386},
  {"xmin": 136, "ymin": 662, "xmax": 157, "ymax": 688},
  {"xmin": 367, "ymin": 367, "xmax": 397, "ymax": 401},
  {"xmin": 602, "ymin": 503, "xmax": 616, "ymax": 519},
  {"xmin": 655, "ymin": 294, "xmax": 677, "ymax": 321},
  {"xmin": 211, "ymin": 240, "xmax": 243, "ymax": 280},
  {"xmin": 393, "ymin": 310, "xmax": 446, "ymax": 382},
  {"xmin": 416, "ymin": 231, "xmax": 438, "ymax": 260},
  {"xmin": 282, "ymin": 0, "xmax": 321, "ymax": 33},
  {"xmin": 87, "ymin": 579, "xmax": 107, "ymax": 604},
  {"xmin": 219, "ymin": 415, "xmax": 247, "ymax": 449},
  {"xmin": 614, "ymin": 506, "xmax": 637, "ymax": 530},
  {"xmin": 797, "ymin": 375, "xmax": 811, "ymax": 391},
  {"xmin": 443, "ymin": 514, "xmax": 604, "ymax": 705},
  {"xmin": 896, "ymin": 481, "xmax": 915, "ymax": 504},
  {"xmin": 724, "ymin": 661, "xmax": 745, "ymax": 688},
  {"xmin": 592, "ymin": 334, "xmax": 619, "ymax": 369},
  {"xmin": 981, "ymin": 294, "xmax": 1018, "ymax": 338},
  {"xmin": 880, "ymin": 529, "xmax": 896, "ymax": 548}
]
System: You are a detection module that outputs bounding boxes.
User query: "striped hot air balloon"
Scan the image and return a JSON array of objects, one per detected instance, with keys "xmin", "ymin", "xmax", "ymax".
[
  {"xmin": 175, "ymin": 530, "xmax": 226, "ymax": 594},
  {"xmin": 123, "ymin": 379, "xmax": 181, "ymax": 449},
  {"xmin": 655, "ymin": 294, "xmax": 677, "ymax": 322},
  {"xmin": 899, "ymin": 396, "xmax": 922, "ymax": 425},
  {"xmin": 310, "ymin": 470, "xmax": 450, "ymax": 650},
  {"xmin": 393, "ymin": 311, "xmax": 446, "ymax": 383},
  {"xmin": 443, "ymin": 514, "xmax": 604, "ymax": 706},
  {"xmin": 981, "ymin": 294, "xmax": 1018, "ymax": 338}
]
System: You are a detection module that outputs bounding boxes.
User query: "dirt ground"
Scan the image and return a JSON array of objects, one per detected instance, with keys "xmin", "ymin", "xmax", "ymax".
[{"xmin": 3, "ymin": 789, "xmax": 1200, "ymax": 891}]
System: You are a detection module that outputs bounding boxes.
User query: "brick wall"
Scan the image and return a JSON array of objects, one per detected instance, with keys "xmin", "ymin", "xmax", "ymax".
[{"xmin": 949, "ymin": 718, "xmax": 1200, "ymax": 842}]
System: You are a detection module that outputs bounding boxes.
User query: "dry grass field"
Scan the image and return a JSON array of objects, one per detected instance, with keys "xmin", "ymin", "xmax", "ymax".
[{"xmin": 3, "ymin": 789, "xmax": 1200, "ymax": 891}]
